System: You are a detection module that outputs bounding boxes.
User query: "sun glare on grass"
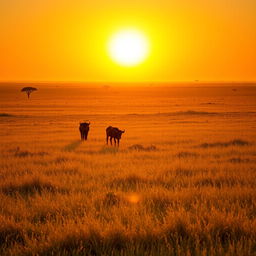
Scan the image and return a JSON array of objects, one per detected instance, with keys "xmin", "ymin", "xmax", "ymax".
[{"xmin": 108, "ymin": 29, "xmax": 149, "ymax": 67}]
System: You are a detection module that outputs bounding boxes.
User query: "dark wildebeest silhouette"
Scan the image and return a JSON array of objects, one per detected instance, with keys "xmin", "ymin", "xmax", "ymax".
[
  {"xmin": 106, "ymin": 126, "xmax": 125, "ymax": 147},
  {"xmin": 79, "ymin": 122, "xmax": 90, "ymax": 140}
]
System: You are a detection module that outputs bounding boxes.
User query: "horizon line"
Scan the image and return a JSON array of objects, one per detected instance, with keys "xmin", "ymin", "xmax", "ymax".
[{"xmin": 0, "ymin": 80, "xmax": 256, "ymax": 84}]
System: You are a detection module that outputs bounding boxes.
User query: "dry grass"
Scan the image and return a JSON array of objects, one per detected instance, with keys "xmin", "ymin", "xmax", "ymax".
[{"xmin": 0, "ymin": 84, "xmax": 256, "ymax": 255}]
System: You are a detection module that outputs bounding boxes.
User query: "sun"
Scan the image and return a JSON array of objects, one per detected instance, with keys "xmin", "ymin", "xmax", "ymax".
[{"xmin": 108, "ymin": 29, "xmax": 149, "ymax": 67}]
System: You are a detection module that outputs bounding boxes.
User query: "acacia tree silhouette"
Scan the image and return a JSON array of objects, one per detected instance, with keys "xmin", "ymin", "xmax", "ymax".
[{"xmin": 21, "ymin": 87, "xmax": 37, "ymax": 99}]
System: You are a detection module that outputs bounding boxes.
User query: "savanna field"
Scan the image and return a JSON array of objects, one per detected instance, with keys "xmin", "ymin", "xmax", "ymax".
[{"xmin": 0, "ymin": 83, "xmax": 256, "ymax": 256}]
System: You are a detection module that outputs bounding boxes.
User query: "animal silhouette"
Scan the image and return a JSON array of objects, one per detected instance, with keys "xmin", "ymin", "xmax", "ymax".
[
  {"xmin": 79, "ymin": 122, "xmax": 90, "ymax": 140},
  {"xmin": 106, "ymin": 126, "xmax": 125, "ymax": 147}
]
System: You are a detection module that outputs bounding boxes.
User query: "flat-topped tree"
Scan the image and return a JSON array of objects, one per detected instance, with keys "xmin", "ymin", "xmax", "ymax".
[{"xmin": 21, "ymin": 87, "xmax": 37, "ymax": 99}]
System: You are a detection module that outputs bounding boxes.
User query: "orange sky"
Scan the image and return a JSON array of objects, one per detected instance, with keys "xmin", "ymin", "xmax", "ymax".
[{"xmin": 0, "ymin": 0, "xmax": 255, "ymax": 82}]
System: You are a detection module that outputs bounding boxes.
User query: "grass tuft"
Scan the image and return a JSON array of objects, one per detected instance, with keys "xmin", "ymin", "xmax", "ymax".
[
  {"xmin": 54, "ymin": 157, "xmax": 69, "ymax": 164},
  {"xmin": 1, "ymin": 178, "xmax": 65, "ymax": 197},
  {"xmin": 0, "ymin": 113, "xmax": 14, "ymax": 117},
  {"xmin": 109, "ymin": 174, "xmax": 149, "ymax": 190},
  {"xmin": 103, "ymin": 192, "xmax": 121, "ymax": 207},
  {"xmin": 175, "ymin": 168, "xmax": 195, "ymax": 177},
  {"xmin": 228, "ymin": 158, "xmax": 251, "ymax": 163},
  {"xmin": 9, "ymin": 147, "xmax": 48, "ymax": 157},
  {"xmin": 99, "ymin": 146, "xmax": 119, "ymax": 154},
  {"xmin": 199, "ymin": 139, "xmax": 251, "ymax": 148},
  {"xmin": 128, "ymin": 144, "xmax": 157, "ymax": 151},
  {"xmin": 176, "ymin": 110, "xmax": 217, "ymax": 115},
  {"xmin": 176, "ymin": 151, "xmax": 199, "ymax": 158}
]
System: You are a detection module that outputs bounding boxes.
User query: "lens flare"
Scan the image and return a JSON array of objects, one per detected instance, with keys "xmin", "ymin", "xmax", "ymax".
[{"xmin": 127, "ymin": 193, "xmax": 140, "ymax": 204}]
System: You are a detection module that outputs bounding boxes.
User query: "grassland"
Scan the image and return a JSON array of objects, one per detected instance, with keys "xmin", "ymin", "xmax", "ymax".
[{"xmin": 0, "ymin": 83, "xmax": 256, "ymax": 255}]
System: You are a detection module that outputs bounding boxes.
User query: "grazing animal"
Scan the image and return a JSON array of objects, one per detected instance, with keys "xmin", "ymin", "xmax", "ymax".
[
  {"xmin": 79, "ymin": 122, "xmax": 90, "ymax": 140},
  {"xmin": 106, "ymin": 126, "xmax": 125, "ymax": 147}
]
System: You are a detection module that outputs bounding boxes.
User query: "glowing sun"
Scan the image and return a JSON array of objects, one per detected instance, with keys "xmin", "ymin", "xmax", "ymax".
[{"xmin": 108, "ymin": 29, "xmax": 149, "ymax": 66}]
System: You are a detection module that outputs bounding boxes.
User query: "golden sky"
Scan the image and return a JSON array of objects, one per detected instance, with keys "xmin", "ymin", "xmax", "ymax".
[{"xmin": 0, "ymin": 0, "xmax": 255, "ymax": 82}]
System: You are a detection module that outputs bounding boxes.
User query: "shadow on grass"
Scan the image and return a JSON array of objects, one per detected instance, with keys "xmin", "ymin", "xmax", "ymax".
[
  {"xmin": 0, "ymin": 225, "xmax": 25, "ymax": 248},
  {"xmin": 37, "ymin": 230, "xmax": 129, "ymax": 256},
  {"xmin": 35, "ymin": 221, "xmax": 254, "ymax": 256},
  {"xmin": 63, "ymin": 140, "xmax": 82, "ymax": 152}
]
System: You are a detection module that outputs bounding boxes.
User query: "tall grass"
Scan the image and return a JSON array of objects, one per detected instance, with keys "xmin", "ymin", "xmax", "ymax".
[{"xmin": 0, "ymin": 84, "xmax": 256, "ymax": 255}]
